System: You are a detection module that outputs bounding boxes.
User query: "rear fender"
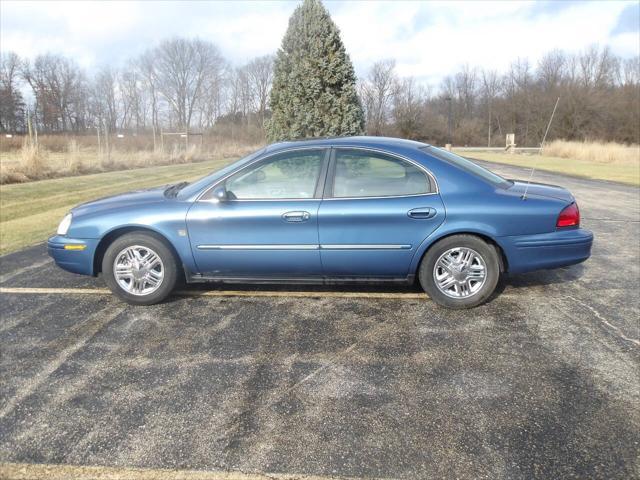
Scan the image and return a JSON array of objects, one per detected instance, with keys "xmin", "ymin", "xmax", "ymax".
[{"xmin": 409, "ymin": 222, "xmax": 502, "ymax": 274}]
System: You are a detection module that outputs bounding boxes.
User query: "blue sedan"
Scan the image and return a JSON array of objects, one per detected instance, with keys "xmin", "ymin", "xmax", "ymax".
[{"xmin": 48, "ymin": 137, "xmax": 593, "ymax": 308}]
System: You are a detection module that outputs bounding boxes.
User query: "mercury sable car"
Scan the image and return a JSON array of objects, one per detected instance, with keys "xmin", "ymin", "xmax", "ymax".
[{"xmin": 48, "ymin": 137, "xmax": 593, "ymax": 309}]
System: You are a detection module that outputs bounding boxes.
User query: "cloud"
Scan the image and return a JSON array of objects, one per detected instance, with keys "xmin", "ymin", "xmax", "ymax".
[
  {"xmin": 1, "ymin": 0, "xmax": 638, "ymax": 84},
  {"xmin": 332, "ymin": 0, "xmax": 638, "ymax": 82},
  {"xmin": 612, "ymin": 3, "xmax": 640, "ymax": 35}
]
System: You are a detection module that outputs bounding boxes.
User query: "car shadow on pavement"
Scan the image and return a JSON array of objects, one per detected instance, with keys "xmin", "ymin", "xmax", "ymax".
[{"xmin": 501, "ymin": 264, "xmax": 586, "ymax": 290}]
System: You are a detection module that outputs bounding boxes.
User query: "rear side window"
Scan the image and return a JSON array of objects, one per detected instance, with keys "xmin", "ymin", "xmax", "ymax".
[
  {"xmin": 331, "ymin": 149, "xmax": 432, "ymax": 198},
  {"xmin": 421, "ymin": 146, "xmax": 511, "ymax": 188}
]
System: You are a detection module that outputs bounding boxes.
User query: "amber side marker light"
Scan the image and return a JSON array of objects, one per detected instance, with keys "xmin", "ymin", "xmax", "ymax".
[
  {"xmin": 557, "ymin": 203, "xmax": 580, "ymax": 228},
  {"xmin": 63, "ymin": 244, "xmax": 87, "ymax": 251}
]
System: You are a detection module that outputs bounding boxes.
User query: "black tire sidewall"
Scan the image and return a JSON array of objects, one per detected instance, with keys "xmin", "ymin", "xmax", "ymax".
[
  {"xmin": 419, "ymin": 235, "xmax": 500, "ymax": 309},
  {"xmin": 102, "ymin": 232, "xmax": 178, "ymax": 305}
]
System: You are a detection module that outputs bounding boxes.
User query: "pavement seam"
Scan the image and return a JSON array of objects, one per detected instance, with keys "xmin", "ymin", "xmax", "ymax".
[{"xmin": 0, "ymin": 304, "xmax": 127, "ymax": 420}]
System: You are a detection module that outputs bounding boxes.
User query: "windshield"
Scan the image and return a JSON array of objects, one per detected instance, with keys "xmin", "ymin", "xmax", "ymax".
[
  {"xmin": 421, "ymin": 146, "xmax": 511, "ymax": 188},
  {"xmin": 177, "ymin": 147, "xmax": 266, "ymax": 199}
]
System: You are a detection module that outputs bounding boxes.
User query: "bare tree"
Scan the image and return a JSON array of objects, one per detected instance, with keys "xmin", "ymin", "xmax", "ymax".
[
  {"xmin": 152, "ymin": 37, "xmax": 225, "ymax": 129},
  {"xmin": 119, "ymin": 64, "xmax": 147, "ymax": 132},
  {"xmin": 91, "ymin": 66, "xmax": 119, "ymax": 130},
  {"xmin": 537, "ymin": 50, "xmax": 566, "ymax": 90},
  {"xmin": 621, "ymin": 56, "xmax": 640, "ymax": 86},
  {"xmin": 22, "ymin": 53, "xmax": 88, "ymax": 132},
  {"xmin": 481, "ymin": 69, "xmax": 500, "ymax": 146},
  {"xmin": 360, "ymin": 59, "xmax": 397, "ymax": 135},
  {"xmin": 134, "ymin": 50, "xmax": 165, "ymax": 146},
  {"xmin": 0, "ymin": 51, "xmax": 25, "ymax": 132},
  {"xmin": 392, "ymin": 77, "xmax": 426, "ymax": 139},
  {"xmin": 246, "ymin": 55, "xmax": 274, "ymax": 128}
]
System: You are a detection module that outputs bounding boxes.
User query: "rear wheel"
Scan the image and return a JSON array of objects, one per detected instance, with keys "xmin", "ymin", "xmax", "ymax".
[
  {"xmin": 102, "ymin": 232, "xmax": 178, "ymax": 305},
  {"xmin": 419, "ymin": 235, "xmax": 500, "ymax": 309}
]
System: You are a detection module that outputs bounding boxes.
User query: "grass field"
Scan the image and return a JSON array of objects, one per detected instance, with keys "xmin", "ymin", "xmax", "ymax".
[
  {"xmin": 0, "ymin": 140, "xmax": 260, "ymax": 184},
  {"xmin": 457, "ymin": 149, "xmax": 639, "ymax": 186},
  {"xmin": 0, "ymin": 158, "xmax": 232, "ymax": 255}
]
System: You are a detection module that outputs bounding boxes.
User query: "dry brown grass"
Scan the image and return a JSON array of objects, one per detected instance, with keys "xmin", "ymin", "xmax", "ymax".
[
  {"xmin": 0, "ymin": 138, "xmax": 262, "ymax": 184},
  {"xmin": 542, "ymin": 140, "xmax": 639, "ymax": 166}
]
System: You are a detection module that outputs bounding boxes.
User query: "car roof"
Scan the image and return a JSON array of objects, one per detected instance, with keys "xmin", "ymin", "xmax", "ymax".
[{"xmin": 265, "ymin": 136, "xmax": 430, "ymax": 152}]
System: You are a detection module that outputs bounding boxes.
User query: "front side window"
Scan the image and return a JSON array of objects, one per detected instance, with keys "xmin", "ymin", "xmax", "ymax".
[
  {"xmin": 225, "ymin": 149, "xmax": 325, "ymax": 199},
  {"xmin": 332, "ymin": 149, "xmax": 432, "ymax": 198}
]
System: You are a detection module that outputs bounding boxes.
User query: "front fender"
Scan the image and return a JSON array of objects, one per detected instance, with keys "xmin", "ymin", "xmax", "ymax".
[{"xmin": 67, "ymin": 202, "xmax": 198, "ymax": 275}]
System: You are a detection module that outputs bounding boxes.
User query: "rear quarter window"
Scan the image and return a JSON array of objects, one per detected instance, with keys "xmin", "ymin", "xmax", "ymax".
[{"xmin": 421, "ymin": 146, "xmax": 511, "ymax": 188}]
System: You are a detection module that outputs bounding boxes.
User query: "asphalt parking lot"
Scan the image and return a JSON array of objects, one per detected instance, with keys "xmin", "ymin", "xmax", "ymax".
[{"xmin": 1, "ymin": 162, "xmax": 638, "ymax": 480}]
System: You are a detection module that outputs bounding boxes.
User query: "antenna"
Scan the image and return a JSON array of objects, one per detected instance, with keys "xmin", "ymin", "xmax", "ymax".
[
  {"xmin": 540, "ymin": 97, "xmax": 560, "ymax": 153},
  {"xmin": 522, "ymin": 96, "xmax": 560, "ymax": 200},
  {"xmin": 521, "ymin": 167, "xmax": 536, "ymax": 200}
]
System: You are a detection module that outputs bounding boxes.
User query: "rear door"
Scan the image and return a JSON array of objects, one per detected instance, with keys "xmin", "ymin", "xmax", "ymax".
[
  {"xmin": 187, "ymin": 148, "xmax": 328, "ymax": 278},
  {"xmin": 318, "ymin": 148, "xmax": 445, "ymax": 278}
]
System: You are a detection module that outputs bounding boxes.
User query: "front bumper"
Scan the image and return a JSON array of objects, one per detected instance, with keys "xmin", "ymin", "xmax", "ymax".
[
  {"xmin": 498, "ymin": 228, "xmax": 594, "ymax": 274},
  {"xmin": 47, "ymin": 236, "xmax": 99, "ymax": 276}
]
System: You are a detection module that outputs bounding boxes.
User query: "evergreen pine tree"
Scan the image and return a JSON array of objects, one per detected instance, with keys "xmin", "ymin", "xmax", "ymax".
[{"xmin": 266, "ymin": 0, "xmax": 364, "ymax": 141}]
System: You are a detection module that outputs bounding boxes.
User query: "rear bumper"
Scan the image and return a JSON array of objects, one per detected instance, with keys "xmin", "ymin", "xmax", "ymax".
[
  {"xmin": 498, "ymin": 228, "xmax": 593, "ymax": 274},
  {"xmin": 47, "ymin": 236, "xmax": 98, "ymax": 276}
]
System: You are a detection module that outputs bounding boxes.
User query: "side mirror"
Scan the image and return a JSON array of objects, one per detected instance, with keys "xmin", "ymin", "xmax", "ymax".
[{"xmin": 212, "ymin": 186, "xmax": 228, "ymax": 202}]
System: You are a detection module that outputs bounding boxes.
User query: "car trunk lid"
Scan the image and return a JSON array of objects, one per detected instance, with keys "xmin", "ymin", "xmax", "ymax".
[{"xmin": 507, "ymin": 180, "xmax": 575, "ymax": 202}]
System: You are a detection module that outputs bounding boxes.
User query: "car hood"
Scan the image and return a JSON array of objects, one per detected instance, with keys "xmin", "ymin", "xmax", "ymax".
[
  {"xmin": 507, "ymin": 180, "xmax": 574, "ymax": 202},
  {"xmin": 72, "ymin": 185, "xmax": 169, "ymax": 216}
]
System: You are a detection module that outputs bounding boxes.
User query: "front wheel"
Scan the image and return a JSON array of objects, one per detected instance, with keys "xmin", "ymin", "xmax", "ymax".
[
  {"xmin": 418, "ymin": 235, "xmax": 500, "ymax": 309},
  {"xmin": 102, "ymin": 232, "xmax": 178, "ymax": 305}
]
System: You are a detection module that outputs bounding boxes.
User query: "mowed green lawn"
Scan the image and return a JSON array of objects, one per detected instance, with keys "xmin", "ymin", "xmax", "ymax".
[
  {"xmin": 0, "ymin": 158, "xmax": 232, "ymax": 255},
  {"xmin": 457, "ymin": 150, "xmax": 640, "ymax": 186}
]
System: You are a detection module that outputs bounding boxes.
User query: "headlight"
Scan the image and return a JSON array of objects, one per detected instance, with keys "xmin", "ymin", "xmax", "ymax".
[{"xmin": 57, "ymin": 213, "xmax": 72, "ymax": 235}]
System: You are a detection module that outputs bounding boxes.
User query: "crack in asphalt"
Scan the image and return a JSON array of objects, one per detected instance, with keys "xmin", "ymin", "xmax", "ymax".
[
  {"xmin": 563, "ymin": 294, "xmax": 640, "ymax": 347},
  {"xmin": 0, "ymin": 258, "xmax": 53, "ymax": 284},
  {"xmin": 0, "ymin": 304, "xmax": 126, "ymax": 420}
]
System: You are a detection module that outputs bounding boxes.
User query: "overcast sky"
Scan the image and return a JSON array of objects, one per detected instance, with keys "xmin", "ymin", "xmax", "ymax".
[{"xmin": 1, "ymin": 0, "xmax": 638, "ymax": 85}]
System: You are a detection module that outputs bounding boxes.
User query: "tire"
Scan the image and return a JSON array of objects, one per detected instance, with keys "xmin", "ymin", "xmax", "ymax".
[
  {"xmin": 102, "ymin": 232, "xmax": 179, "ymax": 306},
  {"xmin": 418, "ymin": 234, "xmax": 500, "ymax": 309}
]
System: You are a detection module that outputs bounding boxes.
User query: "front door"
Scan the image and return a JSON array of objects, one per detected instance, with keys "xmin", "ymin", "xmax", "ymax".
[
  {"xmin": 187, "ymin": 148, "xmax": 328, "ymax": 277},
  {"xmin": 318, "ymin": 148, "xmax": 445, "ymax": 278}
]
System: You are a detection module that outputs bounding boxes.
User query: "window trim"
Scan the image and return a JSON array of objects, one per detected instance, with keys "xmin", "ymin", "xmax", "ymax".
[
  {"xmin": 324, "ymin": 147, "xmax": 439, "ymax": 200},
  {"xmin": 198, "ymin": 147, "xmax": 330, "ymax": 202}
]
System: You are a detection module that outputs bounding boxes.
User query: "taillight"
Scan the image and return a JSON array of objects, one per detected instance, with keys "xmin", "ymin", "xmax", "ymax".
[{"xmin": 557, "ymin": 203, "xmax": 580, "ymax": 228}]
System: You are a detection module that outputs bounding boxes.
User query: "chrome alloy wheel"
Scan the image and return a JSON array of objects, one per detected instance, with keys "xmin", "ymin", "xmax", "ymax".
[
  {"xmin": 433, "ymin": 247, "xmax": 487, "ymax": 299},
  {"xmin": 113, "ymin": 245, "xmax": 164, "ymax": 296}
]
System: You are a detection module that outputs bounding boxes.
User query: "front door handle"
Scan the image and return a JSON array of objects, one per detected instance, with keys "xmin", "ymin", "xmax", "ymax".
[
  {"xmin": 282, "ymin": 211, "xmax": 311, "ymax": 222},
  {"xmin": 408, "ymin": 207, "xmax": 436, "ymax": 219}
]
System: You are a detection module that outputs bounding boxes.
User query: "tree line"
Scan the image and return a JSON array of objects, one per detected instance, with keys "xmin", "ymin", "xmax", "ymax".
[
  {"xmin": 0, "ymin": 40, "xmax": 274, "ymax": 143},
  {"xmin": 1, "ymin": 40, "xmax": 638, "ymax": 146},
  {"xmin": 360, "ymin": 47, "xmax": 639, "ymax": 146}
]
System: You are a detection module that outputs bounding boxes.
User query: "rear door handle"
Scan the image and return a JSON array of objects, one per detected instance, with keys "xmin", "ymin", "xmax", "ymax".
[
  {"xmin": 408, "ymin": 207, "xmax": 436, "ymax": 219},
  {"xmin": 282, "ymin": 211, "xmax": 311, "ymax": 222}
]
